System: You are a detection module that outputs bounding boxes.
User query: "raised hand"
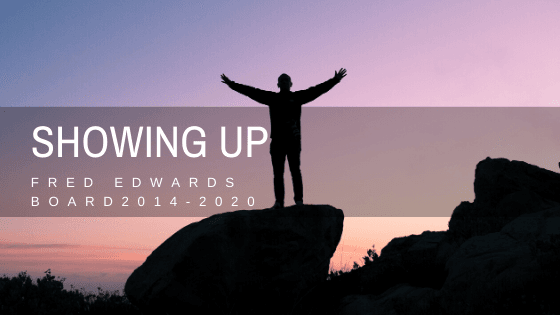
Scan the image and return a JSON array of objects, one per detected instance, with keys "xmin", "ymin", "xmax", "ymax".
[
  {"xmin": 334, "ymin": 68, "xmax": 347, "ymax": 81},
  {"xmin": 221, "ymin": 74, "xmax": 232, "ymax": 85}
]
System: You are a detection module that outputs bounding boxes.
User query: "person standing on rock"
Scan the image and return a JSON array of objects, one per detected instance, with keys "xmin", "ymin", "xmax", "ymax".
[{"xmin": 221, "ymin": 68, "xmax": 347, "ymax": 209}]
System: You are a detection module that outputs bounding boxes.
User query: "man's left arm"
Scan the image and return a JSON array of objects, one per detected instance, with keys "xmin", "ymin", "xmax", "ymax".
[{"xmin": 297, "ymin": 68, "xmax": 347, "ymax": 105}]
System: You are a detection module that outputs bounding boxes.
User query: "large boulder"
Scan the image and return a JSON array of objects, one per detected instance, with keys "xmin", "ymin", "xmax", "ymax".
[
  {"xmin": 125, "ymin": 204, "xmax": 344, "ymax": 315},
  {"xmin": 473, "ymin": 157, "xmax": 560, "ymax": 208},
  {"xmin": 448, "ymin": 158, "xmax": 560, "ymax": 240}
]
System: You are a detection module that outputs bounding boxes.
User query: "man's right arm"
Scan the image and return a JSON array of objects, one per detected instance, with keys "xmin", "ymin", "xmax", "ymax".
[{"xmin": 221, "ymin": 74, "xmax": 274, "ymax": 105}]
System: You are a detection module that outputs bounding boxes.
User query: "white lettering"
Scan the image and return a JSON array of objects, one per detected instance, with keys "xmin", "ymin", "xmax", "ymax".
[
  {"xmin": 247, "ymin": 127, "xmax": 268, "ymax": 157},
  {"xmin": 58, "ymin": 126, "xmax": 79, "ymax": 157},
  {"xmin": 221, "ymin": 126, "xmax": 242, "ymax": 158},
  {"xmin": 83, "ymin": 126, "xmax": 107, "ymax": 158},
  {"xmin": 32, "ymin": 126, "xmax": 53, "ymax": 158},
  {"xmin": 182, "ymin": 126, "xmax": 206, "ymax": 158}
]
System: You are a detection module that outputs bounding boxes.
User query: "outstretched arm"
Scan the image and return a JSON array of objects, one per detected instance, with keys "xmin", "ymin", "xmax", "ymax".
[
  {"xmin": 221, "ymin": 74, "xmax": 275, "ymax": 106},
  {"xmin": 297, "ymin": 68, "xmax": 347, "ymax": 105}
]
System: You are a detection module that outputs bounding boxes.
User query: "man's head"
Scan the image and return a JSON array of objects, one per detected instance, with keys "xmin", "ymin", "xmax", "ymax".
[{"xmin": 277, "ymin": 73, "xmax": 292, "ymax": 92}]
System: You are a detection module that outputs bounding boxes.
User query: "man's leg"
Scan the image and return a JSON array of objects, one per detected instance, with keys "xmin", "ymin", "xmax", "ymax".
[
  {"xmin": 287, "ymin": 141, "xmax": 303, "ymax": 204},
  {"xmin": 270, "ymin": 140, "xmax": 287, "ymax": 207}
]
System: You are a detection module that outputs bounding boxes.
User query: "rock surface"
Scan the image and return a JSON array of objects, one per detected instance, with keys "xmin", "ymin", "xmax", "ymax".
[
  {"xmin": 448, "ymin": 157, "xmax": 560, "ymax": 239},
  {"xmin": 338, "ymin": 285, "xmax": 439, "ymax": 315},
  {"xmin": 441, "ymin": 206, "xmax": 560, "ymax": 314},
  {"xmin": 473, "ymin": 157, "xmax": 560, "ymax": 208},
  {"xmin": 338, "ymin": 158, "xmax": 560, "ymax": 315},
  {"xmin": 354, "ymin": 231, "xmax": 447, "ymax": 295},
  {"xmin": 125, "ymin": 204, "xmax": 343, "ymax": 315}
]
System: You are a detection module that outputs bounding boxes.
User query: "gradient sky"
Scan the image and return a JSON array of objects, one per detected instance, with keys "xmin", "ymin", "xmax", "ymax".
[
  {"xmin": 2, "ymin": 0, "xmax": 559, "ymax": 107},
  {"xmin": 1, "ymin": 0, "xmax": 560, "ymax": 292}
]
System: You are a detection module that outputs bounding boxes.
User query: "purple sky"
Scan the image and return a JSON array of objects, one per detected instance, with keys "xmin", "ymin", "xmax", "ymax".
[
  {"xmin": 2, "ymin": 1, "xmax": 559, "ymax": 107},
  {"xmin": 1, "ymin": 0, "xmax": 560, "ymax": 292}
]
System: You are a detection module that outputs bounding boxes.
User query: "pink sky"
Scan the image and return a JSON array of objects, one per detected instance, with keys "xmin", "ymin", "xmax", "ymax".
[
  {"xmin": 1, "ymin": 217, "xmax": 449, "ymax": 292},
  {"xmin": 1, "ymin": 0, "xmax": 560, "ymax": 292}
]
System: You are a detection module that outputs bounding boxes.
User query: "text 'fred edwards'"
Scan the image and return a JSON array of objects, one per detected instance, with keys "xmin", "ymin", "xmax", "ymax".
[{"xmin": 31, "ymin": 177, "xmax": 234, "ymax": 188}]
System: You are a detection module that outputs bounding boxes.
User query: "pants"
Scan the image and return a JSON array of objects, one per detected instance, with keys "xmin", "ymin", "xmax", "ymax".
[{"xmin": 270, "ymin": 138, "xmax": 303, "ymax": 204}]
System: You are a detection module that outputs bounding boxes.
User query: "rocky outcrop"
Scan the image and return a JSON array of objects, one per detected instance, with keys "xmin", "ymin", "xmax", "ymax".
[
  {"xmin": 448, "ymin": 157, "xmax": 560, "ymax": 240},
  {"xmin": 353, "ymin": 231, "xmax": 447, "ymax": 295},
  {"xmin": 125, "ymin": 204, "xmax": 343, "ymax": 315},
  {"xmin": 338, "ymin": 207, "xmax": 560, "ymax": 315},
  {"xmin": 441, "ymin": 206, "xmax": 560, "ymax": 314},
  {"xmin": 473, "ymin": 157, "xmax": 560, "ymax": 208},
  {"xmin": 123, "ymin": 157, "xmax": 560, "ymax": 315},
  {"xmin": 338, "ymin": 158, "xmax": 560, "ymax": 315}
]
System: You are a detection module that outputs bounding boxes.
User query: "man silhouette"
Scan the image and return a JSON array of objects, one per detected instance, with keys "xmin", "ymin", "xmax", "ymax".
[{"xmin": 221, "ymin": 68, "xmax": 347, "ymax": 209}]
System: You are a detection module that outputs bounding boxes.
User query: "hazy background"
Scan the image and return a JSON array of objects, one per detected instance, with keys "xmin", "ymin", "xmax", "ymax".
[{"xmin": 1, "ymin": 0, "xmax": 559, "ymax": 292}]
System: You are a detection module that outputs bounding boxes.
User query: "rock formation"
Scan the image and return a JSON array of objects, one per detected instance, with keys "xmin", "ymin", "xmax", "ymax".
[
  {"xmin": 124, "ymin": 157, "xmax": 560, "ymax": 315},
  {"xmin": 448, "ymin": 157, "xmax": 560, "ymax": 240},
  {"xmin": 338, "ymin": 157, "xmax": 560, "ymax": 315},
  {"xmin": 125, "ymin": 204, "xmax": 343, "ymax": 315}
]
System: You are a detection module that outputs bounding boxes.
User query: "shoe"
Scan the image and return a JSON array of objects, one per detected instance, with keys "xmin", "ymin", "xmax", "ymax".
[
  {"xmin": 295, "ymin": 201, "xmax": 304, "ymax": 206},
  {"xmin": 272, "ymin": 202, "xmax": 284, "ymax": 209}
]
